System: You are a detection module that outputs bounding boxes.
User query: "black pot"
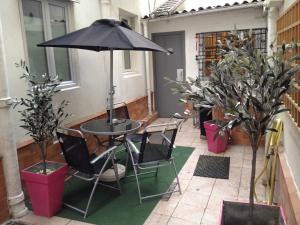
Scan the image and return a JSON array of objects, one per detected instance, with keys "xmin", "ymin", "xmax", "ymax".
[
  {"xmin": 220, "ymin": 201, "xmax": 286, "ymax": 225},
  {"xmin": 199, "ymin": 107, "xmax": 212, "ymax": 137}
]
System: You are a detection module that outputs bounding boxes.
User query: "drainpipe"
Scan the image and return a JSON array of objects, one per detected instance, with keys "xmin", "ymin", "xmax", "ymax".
[
  {"xmin": 0, "ymin": 17, "xmax": 28, "ymax": 218},
  {"xmin": 264, "ymin": 0, "xmax": 283, "ymax": 56},
  {"xmin": 142, "ymin": 21, "xmax": 153, "ymax": 115},
  {"xmin": 100, "ymin": 0, "xmax": 111, "ymax": 18}
]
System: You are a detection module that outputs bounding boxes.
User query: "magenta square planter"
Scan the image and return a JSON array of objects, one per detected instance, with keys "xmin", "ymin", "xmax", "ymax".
[
  {"xmin": 204, "ymin": 121, "xmax": 229, "ymax": 154},
  {"xmin": 21, "ymin": 161, "xmax": 67, "ymax": 217},
  {"xmin": 218, "ymin": 201, "xmax": 287, "ymax": 225}
]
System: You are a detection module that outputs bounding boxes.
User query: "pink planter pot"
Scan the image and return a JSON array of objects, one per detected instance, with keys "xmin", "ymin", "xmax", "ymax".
[
  {"xmin": 21, "ymin": 161, "xmax": 67, "ymax": 217},
  {"xmin": 218, "ymin": 201, "xmax": 287, "ymax": 225},
  {"xmin": 204, "ymin": 121, "xmax": 229, "ymax": 153}
]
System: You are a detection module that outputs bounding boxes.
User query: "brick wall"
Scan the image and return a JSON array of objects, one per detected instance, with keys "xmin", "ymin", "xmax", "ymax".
[
  {"xmin": 0, "ymin": 157, "xmax": 10, "ymax": 223},
  {"xmin": 17, "ymin": 95, "xmax": 150, "ymax": 170}
]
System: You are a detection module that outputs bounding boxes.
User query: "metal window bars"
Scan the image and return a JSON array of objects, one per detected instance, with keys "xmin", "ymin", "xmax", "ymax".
[{"xmin": 195, "ymin": 28, "xmax": 267, "ymax": 80}]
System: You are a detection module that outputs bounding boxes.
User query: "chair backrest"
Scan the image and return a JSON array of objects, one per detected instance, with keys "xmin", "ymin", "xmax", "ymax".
[
  {"xmin": 56, "ymin": 131, "xmax": 95, "ymax": 175},
  {"xmin": 107, "ymin": 102, "xmax": 130, "ymax": 123},
  {"xmin": 139, "ymin": 122, "xmax": 178, "ymax": 163}
]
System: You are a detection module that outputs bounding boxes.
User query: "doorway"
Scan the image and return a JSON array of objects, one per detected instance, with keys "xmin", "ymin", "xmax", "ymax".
[{"xmin": 152, "ymin": 31, "xmax": 185, "ymax": 117}]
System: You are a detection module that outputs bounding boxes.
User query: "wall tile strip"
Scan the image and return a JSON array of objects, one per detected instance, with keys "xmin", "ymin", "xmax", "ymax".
[{"xmin": 275, "ymin": 151, "xmax": 300, "ymax": 225}]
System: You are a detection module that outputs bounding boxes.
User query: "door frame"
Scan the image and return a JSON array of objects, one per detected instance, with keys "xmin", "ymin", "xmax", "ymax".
[{"xmin": 151, "ymin": 31, "xmax": 186, "ymax": 114}]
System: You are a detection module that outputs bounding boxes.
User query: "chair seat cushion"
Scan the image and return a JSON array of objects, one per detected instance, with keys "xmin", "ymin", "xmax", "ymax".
[{"xmin": 133, "ymin": 143, "xmax": 170, "ymax": 163}]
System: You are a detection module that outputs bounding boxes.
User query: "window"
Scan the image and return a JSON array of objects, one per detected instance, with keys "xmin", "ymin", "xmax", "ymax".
[
  {"xmin": 195, "ymin": 29, "xmax": 267, "ymax": 80},
  {"xmin": 21, "ymin": 0, "xmax": 73, "ymax": 85},
  {"xmin": 120, "ymin": 10, "xmax": 136, "ymax": 72}
]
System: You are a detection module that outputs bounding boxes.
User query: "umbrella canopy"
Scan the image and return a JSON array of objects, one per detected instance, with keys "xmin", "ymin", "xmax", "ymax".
[
  {"xmin": 38, "ymin": 19, "xmax": 170, "ymax": 126},
  {"xmin": 38, "ymin": 19, "xmax": 169, "ymax": 53}
]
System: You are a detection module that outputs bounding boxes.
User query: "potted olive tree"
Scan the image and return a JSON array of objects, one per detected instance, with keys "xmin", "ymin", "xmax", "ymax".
[
  {"xmin": 14, "ymin": 61, "xmax": 69, "ymax": 217},
  {"xmin": 172, "ymin": 32, "xmax": 300, "ymax": 225}
]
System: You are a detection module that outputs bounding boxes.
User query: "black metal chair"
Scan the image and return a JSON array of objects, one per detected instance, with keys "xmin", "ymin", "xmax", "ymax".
[
  {"xmin": 107, "ymin": 102, "xmax": 130, "ymax": 122},
  {"xmin": 125, "ymin": 121, "xmax": 182, "ymax": 204},
  {"xmin": 56, "ymin": 128, "xmax": 121, "ymax": 218}
]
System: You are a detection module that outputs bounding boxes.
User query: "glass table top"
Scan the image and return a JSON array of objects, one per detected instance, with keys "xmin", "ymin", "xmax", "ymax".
[{"xmin": 80, "ymin": 118, "xmax": 141, "ymax": 136}]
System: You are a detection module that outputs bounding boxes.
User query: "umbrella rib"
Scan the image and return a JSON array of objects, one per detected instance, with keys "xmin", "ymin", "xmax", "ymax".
[{"xmin": 117, "ymin": 27, "xmax": 135, "ymax": 49}]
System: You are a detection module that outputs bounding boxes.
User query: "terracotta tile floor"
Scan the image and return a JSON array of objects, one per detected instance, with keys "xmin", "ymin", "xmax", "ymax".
[
  {"xmin": 17, "ymin": 118, "xmax": 265, "ymax": 225},
  {"xmin": 144, "ymin": 118, "xmax": 266, "ymax": 225}
]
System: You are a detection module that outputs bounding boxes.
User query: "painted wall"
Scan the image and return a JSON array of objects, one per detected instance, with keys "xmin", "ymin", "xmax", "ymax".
[
  {"xmin": 279, "ymin": 0, "xmax": 296, "ymax": 15},
  {"xmin": 0, "ymin": 0, "xmax": 148, "ymax": 143},
  {"xmin": 279, "ymin": 113, "xmax": 300, "ymax": 193},
  {"xmin": 147, "ymin": 7, "xmax": 267, "ymax": 86}
]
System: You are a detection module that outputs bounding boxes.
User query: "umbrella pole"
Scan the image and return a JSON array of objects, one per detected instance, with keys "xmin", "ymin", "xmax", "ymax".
[{"xmin": 109, "ymin": 49, "xmax": 114, "ymax": 125}]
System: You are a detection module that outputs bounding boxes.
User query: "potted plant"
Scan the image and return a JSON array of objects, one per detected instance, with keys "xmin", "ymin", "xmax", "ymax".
[
  {"xmin": 171, "ymin": 32, "xmax": 300, "ymax": 225},
  {"xmin": 204, "ymin": 119, "xmax": 229, "ymax": 154},
  {"xmin": 14, "ymin": 61, "xmax": 69, "ymax": 217}
]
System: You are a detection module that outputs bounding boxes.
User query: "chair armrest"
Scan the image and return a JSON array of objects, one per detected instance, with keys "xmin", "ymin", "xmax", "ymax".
[
  {"xmin": 145, "ymin": 121, "xmax": 178, "ymax": 132},
  {"xmin": 161, "ymin": 133, "xmax": 176, "ymax": 149},
  {"xmin": 90, "ymin": 146, "xmax": 117, "ymax": 164},
  {"xmin": 125, "ymin": 137, "xmax": 140, "ymax": 154}
]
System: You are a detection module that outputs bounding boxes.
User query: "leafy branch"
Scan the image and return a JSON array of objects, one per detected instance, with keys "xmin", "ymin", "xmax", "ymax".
[{"xmin": 14, "ymin": 60, "xmax": 69, "ymax": 174}]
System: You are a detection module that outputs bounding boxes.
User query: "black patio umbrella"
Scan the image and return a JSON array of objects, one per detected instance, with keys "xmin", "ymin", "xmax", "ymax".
[{"xmin": 38, "ymin": 19, "xmax": 170, "ymax": 124}]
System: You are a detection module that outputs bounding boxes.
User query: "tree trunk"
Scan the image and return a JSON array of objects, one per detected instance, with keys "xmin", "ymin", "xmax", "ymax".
[
  {"xmin": 248, "ymin": 146, "xmax": 257, "ymax": 225},
  {"xmin": 38, "ymin": 141, "xmax": 47, "ymax": 175},
  {"xmin": 248, "ymin": 133, "xmax": 261, "ymax": 225}
]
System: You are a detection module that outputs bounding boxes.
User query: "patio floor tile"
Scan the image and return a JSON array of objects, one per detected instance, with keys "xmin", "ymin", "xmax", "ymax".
[
  {"xmin": 21, "ymin": 211, "xmax": 71, "ymax": 225},
  {"xmin": 153, "ymin": 197, "xmax": 180, "ymax": 216},
  {"xmin": 167, "ymin": 217, "xmax": 199, "ymax": 225},
  {"xmin": 172, "ymin": 202, "xmax": 205, "ymax": 224},
  {"xmin": 180, "ymin": 190, "xmax": 210, "ymax": 208},
  {"xmin": 67, "ymin": 220, "xmax": 96, "ymax": 225},
  {"xmin": 143, "ymin": 212, "xmax": 170, "ymax": 225},
  {"xmin": 201, "ymin": 208, "xmax": 221, "ymax": 225},
  {"xmin": 186, "ymin": 177, "xmax": 215, "ymax": 196}
]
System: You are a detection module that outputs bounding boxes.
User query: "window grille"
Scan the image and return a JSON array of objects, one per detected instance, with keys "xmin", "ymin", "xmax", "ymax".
[
  {"xmin": 277, "ymin": 0, "xmax": 300, "ymax": 128},
  {"xmin": 195, "ymin": 28, "xmax": 267, "ymax": 79}
]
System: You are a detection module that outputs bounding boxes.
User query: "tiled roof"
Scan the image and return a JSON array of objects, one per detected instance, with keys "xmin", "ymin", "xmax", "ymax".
[
  {"xmin": 151, "ymin": 0, "xmax": 185, "ymax": 17},
  {"xmin": 143, "ymin": 0, "xmax": 264, "ymax": 20}
]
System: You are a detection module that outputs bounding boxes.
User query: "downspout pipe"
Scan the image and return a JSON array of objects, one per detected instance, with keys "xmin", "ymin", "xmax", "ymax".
[
  {"xmin": 142, "ymin": 21, "xmax": 153, "ymax": 115},
  {"xmin": 264, "ymin": 0, "xmax": 283, "ymax": 56},
  {"xmin": 0, "ymin": 17, "xmax": 28, "ymax": 218}
]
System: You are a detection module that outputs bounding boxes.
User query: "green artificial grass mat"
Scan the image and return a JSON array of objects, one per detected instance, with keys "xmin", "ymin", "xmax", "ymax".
[{"xmin": 57, "ymin": 146, "xmax": 193, "ymax": 225}]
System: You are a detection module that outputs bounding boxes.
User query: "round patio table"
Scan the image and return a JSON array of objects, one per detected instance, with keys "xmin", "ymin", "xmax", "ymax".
[
  {"xmin": 80, "ymin": 118, "xmax": 141, "ymax": 182},
  {"xmin": 80, "ymin": 118, "xmax": 141, "ymax": 136}
]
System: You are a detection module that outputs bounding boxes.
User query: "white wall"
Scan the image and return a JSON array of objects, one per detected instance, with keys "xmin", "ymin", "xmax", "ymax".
[
  {"xmin": 279, "ymin": 0, "xmax": 295, "ymax": 15},
  {"xmin": 147, "ymin": 7, "xmax": 267, "ymax": 86},
  {"xmin": 279, "ymin": 113, "xmax": 300, "ymax": 192},
  {"xmin": 1, "ymin": 0, "xmax": 148, "ymax": 143}
]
